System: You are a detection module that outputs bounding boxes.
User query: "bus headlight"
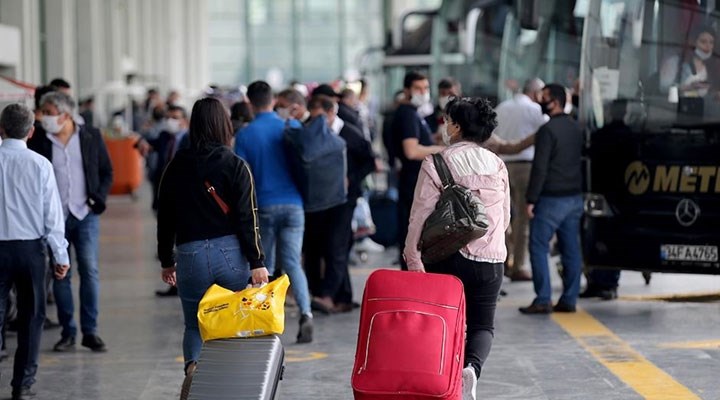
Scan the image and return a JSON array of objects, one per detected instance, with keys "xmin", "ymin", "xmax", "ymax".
[{"xmin": 584, "ymin": 193, "xmax": 614, "ymax": 217}]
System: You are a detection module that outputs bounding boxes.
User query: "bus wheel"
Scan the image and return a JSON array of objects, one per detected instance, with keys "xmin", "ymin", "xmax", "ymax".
[{"xmin": 642, "ymin": 271, "xmax": 652, "ymax": 285}]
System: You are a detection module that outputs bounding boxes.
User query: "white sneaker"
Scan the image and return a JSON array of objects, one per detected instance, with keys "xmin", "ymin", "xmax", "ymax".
[
  {"xmin": 462, "ymin": 366, "xmax": 477, "ymax": 400},
  {"xmin": 354, "ymin": 238, "xmax": 385, "ymax": 253}
]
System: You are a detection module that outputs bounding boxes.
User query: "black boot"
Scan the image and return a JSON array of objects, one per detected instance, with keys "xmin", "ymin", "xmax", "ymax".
[{"xmin": 155, "ymin": 286, "xmax": 178, "ymax": 297}]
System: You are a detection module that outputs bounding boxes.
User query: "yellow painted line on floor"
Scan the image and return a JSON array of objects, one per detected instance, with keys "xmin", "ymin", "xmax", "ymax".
[
  {"xmin": 658, "ymin": 340, "xmax": 720, "ymax": 350},
  {"xmin": 552, "ymin": 310, "xmax": 700, "ymax": 400},
  {"xmin": 619, "ymin": 291, "xmax": 720, "ymax": 302},
  {"xmin": 285, "ymin": 350, "xmax": 328, "ymax": 363},
  {"xmin": 176, "ymin": 351, "xmax": 328, "ymax": 364}
]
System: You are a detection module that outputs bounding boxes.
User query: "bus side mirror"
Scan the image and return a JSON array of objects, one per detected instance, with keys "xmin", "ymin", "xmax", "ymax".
[{"xmin": 518, "ymin": 0, "xmax": 540, "ymax": 30}]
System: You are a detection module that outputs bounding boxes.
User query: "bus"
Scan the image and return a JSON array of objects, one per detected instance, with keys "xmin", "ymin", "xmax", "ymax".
[
  {"xmin": 579, "ymin": 0, "xmax": 720, "ymax": 275},
  {"xmin": 384, "ymin": 0, "xmax": 720, "ymax": 275},
  {"xmin": 382, "ymin": 0, "xmax": 513, "ymax": 104}
]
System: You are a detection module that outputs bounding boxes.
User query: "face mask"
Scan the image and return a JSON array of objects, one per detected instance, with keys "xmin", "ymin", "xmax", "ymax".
[
  {"xmin": 410, "ymin": 91, "xmax": 430, "ymax": 108},
  {"xmin": 440, "ymin": 124, "xmax": 452, "ymax": 145},
  {"xmin": 695, "ymin": 48, "xmax": 712, "ymax": 61},
  {"xmin": 329, "ymin": 115, "xmax": 344, "ymax": 135},
  {"xmin": 166, "ymin": 118, "xmax": 182, "ymax": 134},
  {"xmin": 438, "ymin": 96, "xmax": 451, "ymax": 110},
  {"xmin": 41, "ymin": 115, "xmax": 64, "ymax": 134},
  {"xmin": 540, "ymin": 101, "xmax": 553, "ymax": 115},
  {"xmin": 276, "ymin": 107, "xmax": 291, "ymax": 120}
]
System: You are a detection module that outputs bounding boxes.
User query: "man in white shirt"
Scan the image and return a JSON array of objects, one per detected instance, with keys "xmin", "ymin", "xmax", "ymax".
[
  {"xmin": 0, "ymin": 103, "xmax": 69, "ymax": 400},
  {"xmin": 494, "ymin": 78, "xmax": 547, "ymax": 281}
]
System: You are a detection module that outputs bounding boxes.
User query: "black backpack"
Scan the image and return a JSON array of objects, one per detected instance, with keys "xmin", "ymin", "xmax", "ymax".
[{"xmin": 419, "ymin": 153, "xmax": 490, "ymax": 264}]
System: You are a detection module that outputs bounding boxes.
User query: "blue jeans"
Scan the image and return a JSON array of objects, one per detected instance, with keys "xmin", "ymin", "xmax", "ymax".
[
  {"xmin": 176, "ymin": 235, "xmax": 250, "ymax": 368},
  {"xmin": 258, "ymin": 205, "xmax": 311, "ymax": 315},
  {"xmin": 54, "ymin": 213, "xmax": 100, "ymax": 339},
  {"xmin": 529, "ymin": 195, "xmax": 583, "ymax": 306}
]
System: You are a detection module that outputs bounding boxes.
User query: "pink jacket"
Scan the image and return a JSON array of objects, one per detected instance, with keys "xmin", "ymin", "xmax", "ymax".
[{"xmin": 404, "ymin": 141, "xmax": 510, "ymax": 271}]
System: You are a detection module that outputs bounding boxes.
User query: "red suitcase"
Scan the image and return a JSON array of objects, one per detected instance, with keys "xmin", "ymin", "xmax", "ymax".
[{"xmin": 351, "ymin": 269, "xmax": 466, "ymax": 400}]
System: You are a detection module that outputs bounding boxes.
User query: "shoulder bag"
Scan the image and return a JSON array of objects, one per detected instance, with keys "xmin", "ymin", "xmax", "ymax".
[{"xmin": 419, "ymin": 153, "xmax": 490, "ymax": 264}]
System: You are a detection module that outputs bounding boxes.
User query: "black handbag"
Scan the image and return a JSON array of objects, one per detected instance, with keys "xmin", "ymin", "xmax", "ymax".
[{"xmin": 419, "ymin": 153, "xmax": 490, "ymax": 264}]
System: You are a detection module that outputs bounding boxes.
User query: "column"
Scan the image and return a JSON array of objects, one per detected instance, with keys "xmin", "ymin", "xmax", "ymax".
[
  {"xmin": 75, "ymin": 0, "xmax": 106, "ymax": 99},
  {"xmin": 195, "ymin": 0, "xmax": 209, "ymax": 92},
  {"xmin": 138, "ymin": 0, "xmax": 153, "ymax": 76},
  {"xmin": 150, "ymin": 0, "xmax": 167, "ymax": 90},
  {"xmin": 0, "ymin": 0, "xmax": 42, "ymax": 83},
  {"xmin": 44, "ymin": 0, "xmax": 77, "ymax": 86},
  {"xmin": 166, "ymin": 0, "xmax": 185, "ymax": 92}
]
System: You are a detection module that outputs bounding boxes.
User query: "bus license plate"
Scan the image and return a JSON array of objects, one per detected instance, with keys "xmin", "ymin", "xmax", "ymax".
[{"xmin": 660, "ymin": 245, "xmax": 719, "ymax": 263}]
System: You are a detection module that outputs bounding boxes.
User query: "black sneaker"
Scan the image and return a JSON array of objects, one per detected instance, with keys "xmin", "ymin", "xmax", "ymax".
[
  {"xmin": 11, "ymin": 386, "xmax": 36, "ymax": 400},
  {"xmin": 82, "ymin": 334, "xmax": 107, "ymax": 352},
  {"xmin": 155, "ymin": 286, "xmax": 178, "ymax": 297},
  {"xmin": 579, "ymin": 286, "xmax": 603, "ymax": 298},
  {"xmin": 599, "ymin": 288, "xmax": 618, "ymax": 301},
  {"xmin": 553, "ymin": 302, "xmax": 577, "ymax": 313},
  {"xmin": 53, "ymin": 336, "xmax": 76, "ymax": 352},
  {"xmin": 43, "ymin": 318, "xmax": 61, "ymax": 330},
  {"xmin": 296, "ymin": 314, "xmax": 314, "ymax": 344},
  {"xmin": 518, "ymin": 303, "xmax": 553, "ymax": 314}
]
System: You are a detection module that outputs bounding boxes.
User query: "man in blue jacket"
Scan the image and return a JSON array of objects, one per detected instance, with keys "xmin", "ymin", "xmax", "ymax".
[{"xmin": 235, "ymin": 81, "xmax": 314, "ymax": 343}]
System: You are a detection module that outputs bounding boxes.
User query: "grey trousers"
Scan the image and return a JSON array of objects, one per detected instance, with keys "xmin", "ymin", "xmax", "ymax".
[{"xmin": 505, "ymin": 161, "xmax": 532, "ymax": 273}]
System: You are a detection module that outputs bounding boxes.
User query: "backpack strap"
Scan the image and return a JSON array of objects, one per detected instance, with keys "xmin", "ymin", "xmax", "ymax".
[{"xmin": 431, "ymin": 153, "xmax": 455, "ymax": 189}]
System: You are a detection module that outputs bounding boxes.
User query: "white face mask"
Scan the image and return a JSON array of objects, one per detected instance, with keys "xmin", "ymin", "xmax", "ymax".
[
  {"xmin": 166, "ymin": 118, "xmax": 182, "ymax": 134},
  {"xmin": 41, "ymin": 115, "xmax": 64, "ymax": 134},
  {"xmin": 440, "ymin": 124, "xmax": 452, "ymax": 145},
  {"xmin": 410, "ymin": 91, "xmax": 431, "ymax": 108},
  {"xmin": 329, "ymin": 115, "xmax": 344, "ymax": 135},
  {"xmin": 276, "ymin": 107, "xmax": 291, "ymax": 120},
  {"xmin": 438, "ymin": 96, "xmax": 451, "ymax": 110},
  {"xmin": 695, "ymin": 48, "xmax": 712, "ymax": 61}
]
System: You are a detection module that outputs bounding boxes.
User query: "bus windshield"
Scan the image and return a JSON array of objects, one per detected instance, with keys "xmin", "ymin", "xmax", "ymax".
[
  {"xmin": 499, "ymin": 0, "xmax": 584, "ymax": 102},
  {"xmin": 581, "ymin": 0, "xmax": 720, "ymax": 132}
]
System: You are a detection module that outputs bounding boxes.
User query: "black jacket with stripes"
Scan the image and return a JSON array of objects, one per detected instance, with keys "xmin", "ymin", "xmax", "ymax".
[{"xmin": 157, "ymin": 144, "xmax": 265, "ymax": 270}]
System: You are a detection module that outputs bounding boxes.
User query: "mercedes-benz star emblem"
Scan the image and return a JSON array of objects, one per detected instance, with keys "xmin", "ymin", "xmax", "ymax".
[{"xmin": 675, "ymin": 199, "xmax": 700, "ymax": 227}]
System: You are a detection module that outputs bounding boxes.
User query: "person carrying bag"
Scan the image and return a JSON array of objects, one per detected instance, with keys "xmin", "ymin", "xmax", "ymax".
[
  {"xmin": 403, "ymin": 97, "xmax": 510, "ymax": 400},
  {"xmin": 419, "ymin": 153, "xmax": 489, "ymax": 265}
]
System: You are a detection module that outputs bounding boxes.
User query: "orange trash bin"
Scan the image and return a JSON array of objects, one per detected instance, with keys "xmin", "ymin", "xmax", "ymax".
[{"xmin": 105, "ymin": 136, "xmax": 143, "ymax": 195}]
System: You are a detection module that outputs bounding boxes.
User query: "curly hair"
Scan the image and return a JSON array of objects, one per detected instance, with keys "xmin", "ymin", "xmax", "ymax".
[{"xmin": 444, "ymin": 97, "xmax": 497, "ymax": 144}]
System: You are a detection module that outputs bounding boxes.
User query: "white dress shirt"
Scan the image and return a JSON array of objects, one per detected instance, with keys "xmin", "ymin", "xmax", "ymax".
[
  {"xmin": 0, "ymin": 138, "xmax": 69, "ymax": 265},
  {"xmin": 48, "ymin": 127, "xmax": 90, "ymax": 220},
  {"xmin": 494, "ymin": 94, "xmax": 548, "ymax": 162}
]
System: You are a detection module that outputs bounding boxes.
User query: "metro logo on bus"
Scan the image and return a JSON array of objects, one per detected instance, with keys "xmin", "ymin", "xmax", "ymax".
[
  {"xmin": 625, "ymin": 161, "xmax": 720, "ymax": 195},
  {"xmin": 625, "ymin": 161, "xmax": 651, "ymax": 195}
]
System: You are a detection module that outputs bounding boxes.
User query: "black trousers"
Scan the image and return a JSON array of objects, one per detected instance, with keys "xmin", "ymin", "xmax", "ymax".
[
  {"xmin": 396, "ymin": 173, "xmax": 417, "ymax": 271},
  {"xmin": 429, "ymin": 253, "xmax": 504, "ymax": 376},
  {"xmin": 304, "ymin": 199, "xmax": 355, "ymax": 303},
  {"xmin": 0, "ymin": 239, "xmax": 47, "ymax": 390}
]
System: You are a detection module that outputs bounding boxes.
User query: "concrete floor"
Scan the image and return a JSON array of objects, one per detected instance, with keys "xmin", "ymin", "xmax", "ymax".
[{"xmin": 1, "ymin": 184, "xmax": 719, "ymax": 400}]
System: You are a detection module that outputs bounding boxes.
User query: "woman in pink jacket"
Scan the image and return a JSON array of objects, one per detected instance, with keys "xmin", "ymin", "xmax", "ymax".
[{"xmin": 404, "ymin": 97, "xmax": 510, "ymax": 400}]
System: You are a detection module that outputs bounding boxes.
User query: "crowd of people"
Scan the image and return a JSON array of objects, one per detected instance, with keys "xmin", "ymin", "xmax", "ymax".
[{"xmin": 0, "ymin": 70, "xmax": 589, "ymax": 400}]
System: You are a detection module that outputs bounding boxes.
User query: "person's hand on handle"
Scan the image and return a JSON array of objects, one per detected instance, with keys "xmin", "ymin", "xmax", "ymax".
[
  {"xmin": 54, "ymin": 264, "xmax": 70, "ymax": 280},
  {"xmin": 162, "ymin": 265, "xmax": 177, "ymax": 286},
  {"xmin": 252, "ymin": 267, "xmax": 270, "ymax": 286}
]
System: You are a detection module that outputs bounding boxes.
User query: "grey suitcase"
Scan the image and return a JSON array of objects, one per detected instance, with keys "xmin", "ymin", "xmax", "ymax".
[{"xmin": 186, "ymin": 335, "xmax": 285, "ymax": 400}]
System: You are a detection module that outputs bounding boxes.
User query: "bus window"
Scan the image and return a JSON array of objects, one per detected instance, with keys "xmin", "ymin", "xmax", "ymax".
[
  {"xmin": 585, "ymin": 0, "xmax": 720, "ymax": 131},
  {"xmin": 499, "ymin": 0, "xmax": 583, "ymax": 102}
]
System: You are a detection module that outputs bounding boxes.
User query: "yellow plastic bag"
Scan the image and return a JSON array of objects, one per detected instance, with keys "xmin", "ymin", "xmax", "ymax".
[{"xmin": 197, "ymin": 275, "xmax": 290, "ymax": 341}]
